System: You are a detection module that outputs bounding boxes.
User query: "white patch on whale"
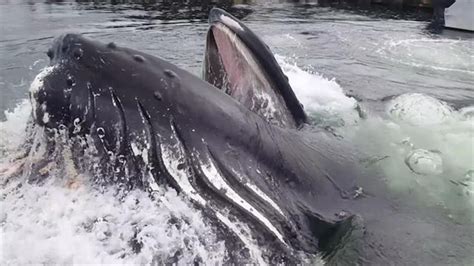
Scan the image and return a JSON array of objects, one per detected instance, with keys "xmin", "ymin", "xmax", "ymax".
[
  {"xmin": 29, "ymin": 66, "xmax": 57, "ymax": 119},
  {"xmin": 42, "ymin": 112, "xmax": 50, "ymax": 124},
  {"xmin": 73, "ymin": 118, "xmax": 81, "ymax": 134},
  {"xmin": 130, "ymin": 142, "xmax": 141, "ymax": 157},
  {"xmin": 199, "ymin": 153, "xmax": 288, "ymax": 247},
  {"xmin": 147, "ymin": 171, "xmax": 160, "ymax": 191},
  {"xmin": 159, "ymin": 133, "xmax": 271, "ymax": 262},
  {"xmin": 29, "ymin": 66, "xmax": 56, "ymax": 95},
  {"xmin": 220, "ymin": 14, "xmax": 243, "ymax": 31},
  {"xmin": 214, "ymin": 211, "xmax": 266, "ymax": 264},
  {"xmin": 160, "ymin": 142, "xmax": 207, "ymax": 205},
  {"xmin": 229, "ymin": 167, "xmax": 285, "ymax": 217}
]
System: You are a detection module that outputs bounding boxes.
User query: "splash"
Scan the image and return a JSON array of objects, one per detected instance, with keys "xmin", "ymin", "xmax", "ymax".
[
  {"xmin": 0, "ymin": 99, "xmax": 31, "ymax": 158},
  {"xmin": 0, "ymin": 179, "xmax": 226, "ymax": 264},
  {"xmin": 0, "ymin": 102, "xmax": 227, "ymax": 264},
  {"xmin": 276, "ymin": 55, "xmax": 359, "ymax": 126},
  {"xmin": 348, "ymin": 93, "xmax": 474, "ymax": 217},
  {"xmin": 1, "ymin": 58, "xmax": 328, "ymax": 264}
]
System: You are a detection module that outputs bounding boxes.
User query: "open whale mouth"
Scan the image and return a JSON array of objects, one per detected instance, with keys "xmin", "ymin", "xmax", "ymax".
[
  {"xmin": 206, "ymin": 20, "xmax": 268, "ymax": 98},
  {"xmin": 204, "ymin": 8, "xmax": 307, "ymax": 128}
]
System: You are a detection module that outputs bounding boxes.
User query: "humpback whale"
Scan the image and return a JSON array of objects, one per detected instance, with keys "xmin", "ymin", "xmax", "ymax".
[{"xmin": 26, "ymin": 8, "xmax": 472, "ymax": 265}]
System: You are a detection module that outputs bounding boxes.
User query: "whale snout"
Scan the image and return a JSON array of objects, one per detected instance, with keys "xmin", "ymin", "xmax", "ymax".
[
  {"xmin": 29, "ymin": 64, "xmax": 71, "ymax": 128},
  {"xmin": 30, "ymin": 34, "xmax": 93, "ymax": 129}
]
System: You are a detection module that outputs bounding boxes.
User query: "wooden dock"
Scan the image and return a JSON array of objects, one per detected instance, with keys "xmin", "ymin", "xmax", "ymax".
[{"xmin": 356, "ymin": 0, "xmax": 434, "ymax": 8}]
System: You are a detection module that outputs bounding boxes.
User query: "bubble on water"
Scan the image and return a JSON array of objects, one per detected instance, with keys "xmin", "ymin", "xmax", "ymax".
[
  {"xmin": 404, "ymin": 149, "xmax": 443, "ymax": 176},
  {"xmin": 387, "ymin": 93, "xmax": 453, "ymax": 126}
]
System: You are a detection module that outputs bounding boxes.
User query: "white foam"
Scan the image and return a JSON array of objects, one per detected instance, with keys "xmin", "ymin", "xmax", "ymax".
[
  {"xmin": 276, "ymin": 55, "xmax": 359, "ymax": 125},
  {"xmin": 29, "ymin": 66, "xmax": 56, "ymax": 118},
  {"xmin": 460, "ymin": 106, "xmax": 474, "ymax": 121},
  {"xmin": 0, "ymin": 100, "xmax": 31, "ymax": 158},
  {"xmin": 0, "ymin": 176, "xmax": 225, "ymax": 264},
  {"xmin": 0, "ymin": 102, "xmax": 226, "ymax": 264}
]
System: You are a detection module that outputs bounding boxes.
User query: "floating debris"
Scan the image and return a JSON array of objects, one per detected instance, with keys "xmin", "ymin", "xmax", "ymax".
[
  {"xmin": 353, "ymin": 186, "xmax": 365, "ymax": 199},
  {"xmin": 360, "ymin": 155, "xmax": 389, "ymax": 168}
]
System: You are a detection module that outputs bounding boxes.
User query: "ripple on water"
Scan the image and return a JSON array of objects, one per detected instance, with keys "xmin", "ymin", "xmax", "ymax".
[{"xmin": 377, "ymin": 38, "xmax": 474, "ymax": 74}]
